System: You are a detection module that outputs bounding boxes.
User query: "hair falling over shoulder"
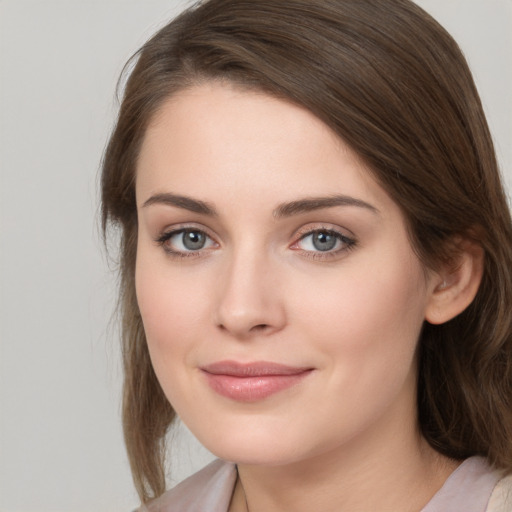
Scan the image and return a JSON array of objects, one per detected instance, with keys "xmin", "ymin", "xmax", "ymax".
[{"xmin": 101, "ymin": 0, "xmax": 512, "ymax": 502}]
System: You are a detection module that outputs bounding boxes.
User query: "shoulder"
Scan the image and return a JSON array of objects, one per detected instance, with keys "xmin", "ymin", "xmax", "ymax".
[
  {"xmin": 422, "ymin": 457, "xmax": 506, "ymax": 512},
  {"xmin": 487, "ymin": 473, "xmax": 512, "ymax": 512},
  {"xmin": 142, "ymin": 459, "xmax": 237, "ymax": 512}
]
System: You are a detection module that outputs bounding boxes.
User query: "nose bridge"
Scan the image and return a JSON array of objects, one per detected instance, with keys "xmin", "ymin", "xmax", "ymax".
[{"xmin": 214, "ymin": 240, "xmax": 285, "ymax": 338}]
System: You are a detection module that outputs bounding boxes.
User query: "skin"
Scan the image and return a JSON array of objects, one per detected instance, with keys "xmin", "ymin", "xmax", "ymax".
[{"xmin": 135, "ymin": 82, "xmax": 464, "ymax": 512}]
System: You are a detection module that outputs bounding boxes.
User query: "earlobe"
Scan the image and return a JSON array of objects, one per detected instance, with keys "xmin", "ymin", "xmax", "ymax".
[{"xmin": 425, "ymin": 240, "xmax": 484, "ymax": 325}]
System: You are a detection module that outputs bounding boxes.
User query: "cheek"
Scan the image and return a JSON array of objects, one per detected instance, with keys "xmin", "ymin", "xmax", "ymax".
[
  {"xmin": 134, "ymin": 249, "xmax": 204, "ymax": 380},
  {"xmin": 136, "ymin": 267, "xmax": 180, "ymax": 347},
  {"xmin": 135, "ymin": 236, "xmax": 208, "ymax": 331},
  {"xmin": 285, "ymin": 259, "xmax": 426, "ymax": 444},
  {"xmin": 135, "ymin": 264, "xmax": 205, "ymax": 420},
  {"xmin": 292, "ymin": 252, "xmax": 428, "ymax": 377}
]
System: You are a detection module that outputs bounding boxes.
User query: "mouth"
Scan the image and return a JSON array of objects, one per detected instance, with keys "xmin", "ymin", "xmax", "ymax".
[{"xmin": 200, "ymin": 360, "xmax": 314, "ymax": 402}]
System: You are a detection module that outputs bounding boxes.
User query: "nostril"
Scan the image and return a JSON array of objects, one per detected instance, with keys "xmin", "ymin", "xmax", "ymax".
[{"xmin": 251, "ymin": 324, "xmax": 269, "ymax": 332}]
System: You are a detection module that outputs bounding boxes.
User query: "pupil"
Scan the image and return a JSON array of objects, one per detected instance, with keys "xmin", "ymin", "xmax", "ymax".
[
  {"xmin": 313, "ymin": 232, "xmax": 337, "ymax": 251},
  {"xmin": 183, "ymin": 231, "xmax": 205, "ymax": 250}
]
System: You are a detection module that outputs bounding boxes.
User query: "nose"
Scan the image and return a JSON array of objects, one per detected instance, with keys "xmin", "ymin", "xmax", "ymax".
[{"xmin": 214, "ymin": 249, "xmax": 286, "ymax": 339}]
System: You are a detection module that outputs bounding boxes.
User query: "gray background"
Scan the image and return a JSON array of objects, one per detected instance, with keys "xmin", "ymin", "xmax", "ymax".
[{"xmin": 0, "ymin": 1, "xmax": 510, "ymax": 510}]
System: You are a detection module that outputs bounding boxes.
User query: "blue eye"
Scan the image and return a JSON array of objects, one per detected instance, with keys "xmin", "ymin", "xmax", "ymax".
[
  {"xmin": 178, "ymin": 230, "xmax": 208, "ymax": 250},
  {"xmin": 157, "ymin": 228, "xmax": 216, "ymax": 255},
  {"xmin": 296, "ymin": 230, "xmax": 354, "ymax": 254}
]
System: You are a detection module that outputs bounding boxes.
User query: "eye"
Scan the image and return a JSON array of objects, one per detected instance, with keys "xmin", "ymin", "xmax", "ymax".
[
  {"xmin": 299, "ymin": 231, "xmax": 340, "ymax": 252},
  {"xmin": 291, "ymin": 228, "xmax": 356, "ymax": 257},
  {"xmin": 156, "ymin": 228, "xmax": 217, "ymax": 256}
]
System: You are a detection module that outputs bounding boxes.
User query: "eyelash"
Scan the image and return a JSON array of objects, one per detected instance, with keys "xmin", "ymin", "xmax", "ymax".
[
  {"xmin": 154, "ymin": 225, "xmax": 357, "ymax": 260},
  {"xmin": 155, "ymin": 227, "xmax": 218, "ymax": 259},
  {"xmin": 291, "ymin": 227, "xmax": 357, "ymax": 260}
]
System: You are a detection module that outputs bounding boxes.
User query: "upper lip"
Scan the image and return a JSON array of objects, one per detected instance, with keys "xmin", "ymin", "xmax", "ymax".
[{"xmin": 201, "ymin": 360, "xmax": 313, "ymax": 377}]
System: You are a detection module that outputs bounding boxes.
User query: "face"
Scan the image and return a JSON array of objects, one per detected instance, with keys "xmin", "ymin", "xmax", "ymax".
[{"xmin": 135, "ymin": 82, "xmax": 437, "ymax": 466}]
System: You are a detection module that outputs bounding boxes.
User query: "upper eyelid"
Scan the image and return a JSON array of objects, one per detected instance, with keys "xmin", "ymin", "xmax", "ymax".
[
  {"xmin": 293, "ymin": 223, "xmax": 355, "ymax": 240},
  {"xmin": 155, "ymin": 227, "xmax": 218, "ymax": 258},
  {"xmin": 155, "ymin": 223, "xmax": 216, "ymax": 240},
  {"xmin": 293, "ymin": 230, "xmax": 355, "ymax": 247}
]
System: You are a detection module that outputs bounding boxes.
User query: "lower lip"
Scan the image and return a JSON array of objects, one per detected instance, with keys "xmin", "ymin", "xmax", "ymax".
[{"xmin": 202, "ymin": 371, "xmax": 312, "ymax": 402}]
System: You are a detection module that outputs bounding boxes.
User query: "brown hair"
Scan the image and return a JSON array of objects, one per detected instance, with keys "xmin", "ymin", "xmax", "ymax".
[{"xmin": 101, "ymin": 0, "xmax": 512, "ymax": 502}]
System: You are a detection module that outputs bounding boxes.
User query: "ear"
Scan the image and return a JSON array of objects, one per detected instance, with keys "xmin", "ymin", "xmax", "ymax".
[{"xmin": 425, "ymin": 239, "xmax": 484, "ymax": 325}]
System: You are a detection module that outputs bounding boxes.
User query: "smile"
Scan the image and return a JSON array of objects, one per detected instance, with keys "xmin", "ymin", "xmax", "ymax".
[{"xmin": 200, "ymin": 361, "xmax": 314, "ymax": 402}]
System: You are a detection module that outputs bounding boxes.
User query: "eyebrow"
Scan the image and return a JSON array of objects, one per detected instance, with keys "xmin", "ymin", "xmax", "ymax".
[
  {"xmin": 142, "ymin": 193, "xmax": 217, "ymax": 216},
  {"xmin": 273, "ymin": 195, "xmax": 379, "ymax": 218},
  {"xmin": 141, "ymin": 192, "xmax": 379, "ymax": 217}
]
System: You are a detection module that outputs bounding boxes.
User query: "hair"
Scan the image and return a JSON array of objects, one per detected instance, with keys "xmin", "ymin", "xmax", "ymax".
[{"xmin": 101, "ymin": 0, "xmax": 512, "ymax": 503}]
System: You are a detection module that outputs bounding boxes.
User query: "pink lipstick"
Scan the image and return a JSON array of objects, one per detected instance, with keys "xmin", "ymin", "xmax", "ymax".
[{"xmin": 201, "ymin": 361, "xmax": 313, "ymax": 402}]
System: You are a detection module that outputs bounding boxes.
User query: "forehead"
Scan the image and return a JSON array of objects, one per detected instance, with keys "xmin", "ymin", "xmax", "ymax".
[{"xmin": 136, "ymin": 82, "xmax": 393, "ymax": 214}]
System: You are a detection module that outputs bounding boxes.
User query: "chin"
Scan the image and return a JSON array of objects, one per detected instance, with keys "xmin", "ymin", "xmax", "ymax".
[
  {"xmin": 209, "ymin": 443, "xmax": 305, "ymax": 467},
  {"xmin": 186, "ymin": 416, "xmax": 317, "ymax": 467}
]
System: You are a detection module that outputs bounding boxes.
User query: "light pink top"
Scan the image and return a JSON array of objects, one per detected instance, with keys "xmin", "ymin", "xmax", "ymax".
[{"xmin": 144, "ymin": 457, "xmax": 512, "ymax": 511}]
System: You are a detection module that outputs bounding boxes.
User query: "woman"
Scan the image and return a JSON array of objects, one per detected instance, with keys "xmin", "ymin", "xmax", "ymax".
[{"xmin": 101, "ymin": 0, "xmax": 512, "ymax": 510}]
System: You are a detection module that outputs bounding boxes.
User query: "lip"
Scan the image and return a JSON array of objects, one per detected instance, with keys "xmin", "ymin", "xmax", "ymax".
[{"xmin": 200, "ymin": 361, "xmax": 313, "ymax": 402}]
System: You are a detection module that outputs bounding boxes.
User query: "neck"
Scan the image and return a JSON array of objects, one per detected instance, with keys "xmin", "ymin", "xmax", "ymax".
[{"xmin": 229, "ymin": 406, "xmax": 458, "ymax": 512}]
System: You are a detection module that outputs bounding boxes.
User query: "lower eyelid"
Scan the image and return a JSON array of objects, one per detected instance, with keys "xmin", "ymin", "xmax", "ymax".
[
  {"xmin": 297, "ymin": 240, "xmax": 356, "ymax": 260},
  {"xmin": 291, "ymin": 230, "xmax": 357, "ymax": 257}
]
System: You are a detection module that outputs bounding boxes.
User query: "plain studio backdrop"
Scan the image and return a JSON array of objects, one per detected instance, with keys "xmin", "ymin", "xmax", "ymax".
[{"xmin": 0, "ymin": 1, "xmax": 510, "ymax": 510}]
